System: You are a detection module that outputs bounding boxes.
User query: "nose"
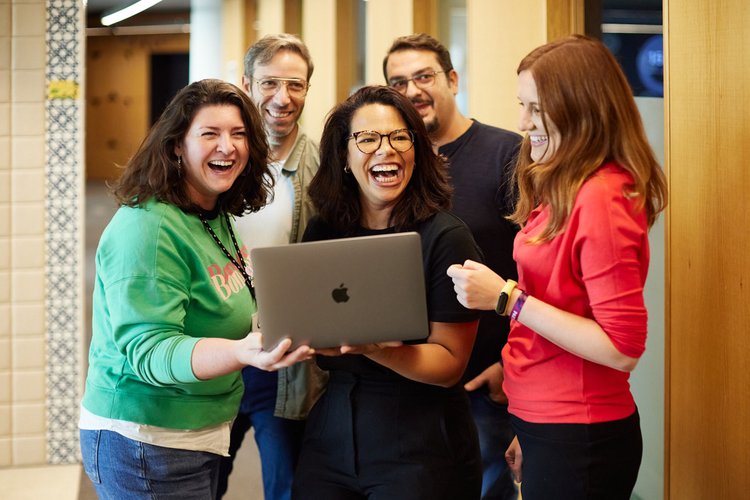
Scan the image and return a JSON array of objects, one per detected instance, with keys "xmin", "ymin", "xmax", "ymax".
[
  {"xmin": 217, "ymin": 133, "xmax": 236, "ymax": 154},
  {"xmin": 518, "ymin": 107, "xmax": 532, "ymax": 133},
  {"xmin": 273, "ymin": 83, "xmax": 292, "ymax": 106},
  {"xmin": 404, "ymin": 79, "xmax": 423, "ymax": 99},
  {"xmin": 375, "ymin": 135, "xmax": 397, "ymax": 155}
]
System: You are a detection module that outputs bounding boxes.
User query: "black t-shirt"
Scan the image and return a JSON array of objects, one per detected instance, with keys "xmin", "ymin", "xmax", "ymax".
[
  {"xmin": 439, "ymin": 120, "xmax": 523, "ymax": 384},
  {"xmin": 302, "ymin": 211, "xmax": 483, "ymax": 381}
]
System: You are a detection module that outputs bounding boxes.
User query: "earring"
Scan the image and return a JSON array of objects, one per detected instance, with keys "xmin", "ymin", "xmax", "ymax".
[
  {"xmin": 177, "ymin": 156, "xmax": 182, "ymax": 165},
  {"xmin": 343, "ymin": 165, "xmax": 351, "ymax": 174}
]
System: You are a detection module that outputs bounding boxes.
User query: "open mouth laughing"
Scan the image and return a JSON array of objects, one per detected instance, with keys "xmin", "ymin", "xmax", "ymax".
[
  {"xmin": 208, "ymin": 160, "xmax": 234, "ymax": 172},
  {"xmin": 370, "ymin": 164, "xmax": 402, "ymax": 185}
]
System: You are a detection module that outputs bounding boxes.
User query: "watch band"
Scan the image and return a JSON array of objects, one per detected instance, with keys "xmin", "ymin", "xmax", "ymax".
[{"xmin": 495, "ymin": 279, "xmax": 518, "ymax": 316}]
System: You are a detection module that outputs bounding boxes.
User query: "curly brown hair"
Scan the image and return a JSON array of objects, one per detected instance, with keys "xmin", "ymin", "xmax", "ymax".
[
  {"xmin": 307, "ymin": 85, "xmax": 452, "ymax": 235},
  {"xmin": 111, "ymin": 79, "xmax": 272, "ymax": 216}
]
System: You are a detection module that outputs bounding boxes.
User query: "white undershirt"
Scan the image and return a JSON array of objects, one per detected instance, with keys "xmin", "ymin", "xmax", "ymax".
[
  {"xmin": 235, "ymin": 159, "xmax": 295, "ymax": 252},
  {"xmin": 78, "ymin": 404, "xmax": 233, "ymax": 456}
]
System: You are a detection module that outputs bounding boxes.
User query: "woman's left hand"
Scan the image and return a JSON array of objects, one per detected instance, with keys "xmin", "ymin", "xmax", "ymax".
[
  {"xmin": 236, "ymin": 332, "xmax": 314, "ymax": 371},
  {"xmin": 447, "ymin": 259, "xmax": 507, "ymax": 311},
  {"xmin": 315, "ymin": 341, "xmax": 403, "ymax": 357}
]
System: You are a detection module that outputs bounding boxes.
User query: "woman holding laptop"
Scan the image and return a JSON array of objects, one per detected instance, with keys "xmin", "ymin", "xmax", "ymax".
[
  {"xmin": 79, "ymin": 79, "xmax": 312, "ymax": 499},
  {"xmin": 291, "ymin": 85, "xmax": 484, "ymax": 500}
]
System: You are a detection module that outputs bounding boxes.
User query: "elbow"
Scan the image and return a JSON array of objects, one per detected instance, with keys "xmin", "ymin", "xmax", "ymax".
[{"xmin": 614, "ymin": 354, "xmax": 639, "ymax": 373}]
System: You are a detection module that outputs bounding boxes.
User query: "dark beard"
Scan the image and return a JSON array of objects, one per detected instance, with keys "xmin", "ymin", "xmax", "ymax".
[{"xmin": 426, "ymin": 117, "xmax": 440, "ymax": 135}]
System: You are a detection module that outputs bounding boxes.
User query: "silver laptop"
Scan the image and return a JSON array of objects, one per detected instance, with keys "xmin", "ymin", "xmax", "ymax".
[{"xmin": 251, "ymin": 232, "xmax": 429, "ymax": 351}]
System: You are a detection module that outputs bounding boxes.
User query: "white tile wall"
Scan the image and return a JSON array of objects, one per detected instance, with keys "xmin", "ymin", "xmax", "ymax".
[
  {"xmin": 11, "ymin": 202, "xmax": 44, "ymax": 235},
  {"xmin": 0, "ymin": 304, "xmax": 8, "ymax": 336},
  {"xmin": 12, "ymin": 4, "xmax": 46, "ymax": 37},
  {"xmin": 0, "ymin": 404, "xmax": 10, "ymax": 435},
  {"xmin": 12, "ymin": 370, "xmax": 44, "ymax": 402},
  {"xmin": 11, "ymin": 136, "xmax": 44, "ymax": 168},
  {"xmin": 12, "ymin": 435, "xmax": 45, "ymax": 465},
  {"xmin": 11, "ymin": 169, "xmax": 44, "ymax": 202},
  {"xmin": 11, "ymin": 303, "xmax": 43, "ymax": 336},
  {"xmin": 0, "ymin": 102, "xmax": 9, "ymax": 135},
  {"xmin": 10, "ymin": 270, "xmax": 44, "ymax": 302},
  {"xmin": 12, "ymin": 402, "xmax": 44, "ymax": 435},
  {"xmin": 0, "ymin": 338, "xmax": 8, "ymax": 370},
  {"xmin": 0, "ymin": 69, "xmax": 9, "ymax": 102},
  {"xmin": 0, "ymin": 437, "xmax": 11, "ymax": 467},
  {"xmin": 0, "ymin": 371, "xmax": 10, "ymax": 403},
  {"xmin": 11, "ymin": 236, "xmax": 44, "ymax": 268},
  {"xmin": 0, "ymin": 37, "xmax": 9, "ymax": 70},
  {"xmin": 11, "ymin": 36, "xmax": 45, "ymax": 70},
  {"xmin": 0, "ymin": 137, "xmax": 9, "ymax": 169},
  {"xmin": 0, "ymin": 171, "xmax": 9, "ymax": 202},
  {"xmin": 12, "ymin": 337, "xmax": 43, "ymax": 369},
  {"xmin": 0, "ymin": 237, "xmax": 8, "ymax": 269},
  {"xmin": 0, "ymin": 6, "xmax": 10, "ymax": 38},
  {"xmin": 0, "ymin": 271, "xmax": 8, "ymax": 302},
  {"xmin": 11, "ymin": 102, "xmax": 45, "ymax": 135},
  {"xmin": 11, "ymin": 69, "xmax": 44, "ymax": 102}
]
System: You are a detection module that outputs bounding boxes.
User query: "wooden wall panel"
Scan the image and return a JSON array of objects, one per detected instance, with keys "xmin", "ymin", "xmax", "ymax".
[
  {"xmin": 85, "ymin": 34, "xmax": 189, "ymax": 181},
  {"xmin": 664, "ymin": 0, "xmax": 750, "ymax": 498}
]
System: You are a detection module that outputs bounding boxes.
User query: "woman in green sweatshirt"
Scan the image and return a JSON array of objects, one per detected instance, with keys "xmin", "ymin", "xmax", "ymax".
[{"xmin": 79, "ymin": 79, "xmax": 313, "ymax": 500}]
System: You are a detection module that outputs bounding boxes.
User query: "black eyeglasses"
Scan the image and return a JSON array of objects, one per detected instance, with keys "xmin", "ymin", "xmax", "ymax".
[
  {"xmin": 388, "ymin": 70, "xmax": 449, "ymax": 94},
  {"xmin": 346, "ymin": 129, "xmax": 415, "ymax": 154},
  {"xmin": 252, "ymin": 77, "xmax": 309, "ymax": 98}
]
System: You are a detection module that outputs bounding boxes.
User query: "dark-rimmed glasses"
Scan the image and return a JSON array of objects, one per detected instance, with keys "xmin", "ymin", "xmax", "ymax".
[
  {"xmin": 346, "ymin": 129, "xmax": 415, "ymax": 154},
  {"xmin": 252, "ymin": 77, "xmax": 309, "ymax": 98},
  {"xmin": 388, "ymin": 71, "xmax": 449, "ymax": 94}
]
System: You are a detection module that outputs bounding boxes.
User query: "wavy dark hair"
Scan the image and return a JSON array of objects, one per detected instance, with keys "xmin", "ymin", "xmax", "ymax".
[
  {"xmin": 308, "ymin": 85, "xmax": 452, "ymax": 234},
  {"xmin": 512, "ymin": 35, "xmax": 668, "ymax": 243},
  {"xmin": 111, "ymin": 79, "xmax": 272, "ymax": 216}
]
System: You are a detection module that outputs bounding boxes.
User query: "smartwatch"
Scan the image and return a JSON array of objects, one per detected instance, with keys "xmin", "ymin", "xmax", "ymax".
[{"xmin": 495, "ymin": 279, "xmax": 518, "ymax": 316}]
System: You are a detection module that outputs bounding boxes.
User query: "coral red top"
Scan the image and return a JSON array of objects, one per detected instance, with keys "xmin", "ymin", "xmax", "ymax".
[{"xmin": 503, "ymin": 163, "xmax": 650, "ymax": 424}]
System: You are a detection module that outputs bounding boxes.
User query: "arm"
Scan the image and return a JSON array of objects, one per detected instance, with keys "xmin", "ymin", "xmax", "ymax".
[
  {"xmin": 332, "ymin": 320, "xmax": 478, "ymax": 387},
  {"xmin": 447, "ymin": 260, "xmax": 638, "ymax": 372},
  {"xmin": 191, "ymin": 334, "xmax": 313, "ymax": 380}
]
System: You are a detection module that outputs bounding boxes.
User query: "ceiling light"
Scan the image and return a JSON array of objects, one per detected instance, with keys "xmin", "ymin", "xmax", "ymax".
[{"xmin": 101, "ymin": 0, "xmax": 163, "ymax": 26}]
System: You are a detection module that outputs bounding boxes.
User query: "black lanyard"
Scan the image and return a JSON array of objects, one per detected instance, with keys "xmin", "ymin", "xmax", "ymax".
[{"xmin": 199, "ymin": 212, "xmax": 255, "ymax": 301}]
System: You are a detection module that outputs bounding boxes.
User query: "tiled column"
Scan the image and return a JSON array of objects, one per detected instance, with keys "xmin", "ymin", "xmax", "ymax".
[{"xmin": 45, "ymin": 0, "xmax": 85, "ymax": 464}]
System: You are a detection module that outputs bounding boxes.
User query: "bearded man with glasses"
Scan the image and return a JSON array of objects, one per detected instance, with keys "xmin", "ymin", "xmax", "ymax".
[
  {"xmin": 218, "ymin": 34, "xmax": 328, "ymax": 500},
  {"xmin": 384, "ymin": 33, "xmax": 522, "ymax": 500}
]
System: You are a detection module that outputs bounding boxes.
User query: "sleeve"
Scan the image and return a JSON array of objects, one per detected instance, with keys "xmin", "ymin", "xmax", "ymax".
[
  {"xmin": 426, "ymin": 223, "xmax": 485, "ymax": 324},
  {"xmin": 105, "ymin": 275, "xmax": 201, "ymax": 386},
  {"xmin": 573, "ymin": 176, "xmax": 650, "ymax": 358}
]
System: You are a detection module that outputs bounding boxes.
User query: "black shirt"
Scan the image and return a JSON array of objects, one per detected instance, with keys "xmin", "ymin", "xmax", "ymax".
[
  {"xmin": 439, "ymin": 120, "xmax": 522, "ymax": 384},
  {"xmin": 302, "ymin": 211, "xmax": 483, "ymax": 381}
]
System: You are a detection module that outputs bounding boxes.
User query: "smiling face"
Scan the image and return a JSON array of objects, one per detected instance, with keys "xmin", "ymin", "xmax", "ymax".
[
  {"xmin": 347, "ymin": 104, "xmax": 415, "ymax": 227},
  {"xmin": 243, "ymin": 50, "xmax": 308, "ymax": 142},
  {"xmin": 517, "ymin": 69, "xmax": 560, "ymax": 164},
  {"xmin": 384, "ymin": 50, "xmax": 458, "ymax": 136},
  {"xmin": 174, "ymin": 104, "xmax": 249, "ymax": 210}
]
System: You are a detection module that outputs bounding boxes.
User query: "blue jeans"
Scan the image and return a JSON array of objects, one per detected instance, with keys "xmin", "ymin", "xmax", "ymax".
[
  {"xmin": 217, "ymin": 367, "xmax": 306, "ymax": 500},
  {"xmin": 468, "ymin": 390, "xmax": 518, "ymax": 500},
  {"xmin": 80, "ymin": 428, "xmax": 221, "ymax": 500}
]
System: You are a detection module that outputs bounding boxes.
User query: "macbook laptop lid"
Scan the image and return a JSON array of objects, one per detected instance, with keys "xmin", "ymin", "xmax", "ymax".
[{"xmin": 251, "ymin": 232, "xmax": 429, "ymax": 351}]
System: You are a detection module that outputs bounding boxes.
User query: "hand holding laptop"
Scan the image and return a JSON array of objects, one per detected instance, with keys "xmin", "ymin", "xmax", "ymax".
[{"xmin": 314, "ymin": 340, "xmax": 403, "ymax": 357}]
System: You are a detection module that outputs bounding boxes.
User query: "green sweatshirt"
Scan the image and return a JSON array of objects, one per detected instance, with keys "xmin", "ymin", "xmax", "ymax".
[{"xmin": 82, "ymin": 199, "xmax": 255, "ymax": 429}]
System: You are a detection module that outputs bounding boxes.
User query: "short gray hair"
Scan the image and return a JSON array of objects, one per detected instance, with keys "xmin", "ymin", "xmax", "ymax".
[{"xmin": 244, "ymin": 34, "xmax": 314, "ymax": 82}]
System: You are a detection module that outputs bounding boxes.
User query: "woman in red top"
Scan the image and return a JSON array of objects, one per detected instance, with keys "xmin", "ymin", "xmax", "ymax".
[{"xmin": 448, "ymin": 35, "xmax": 668, "ymax": 500}]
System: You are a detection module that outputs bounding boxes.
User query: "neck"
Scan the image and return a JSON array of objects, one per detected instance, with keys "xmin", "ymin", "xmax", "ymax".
[
  {"xmin": 269, "ymin": 124, "xmax": 299, "ymax": 162},
  {"xmin": 430, "ymin": 111, "xmax": 473, "ymax": 152},
  {"xmin": 360, "ymin": 203, "xmax": 394, "ymax": 230}
]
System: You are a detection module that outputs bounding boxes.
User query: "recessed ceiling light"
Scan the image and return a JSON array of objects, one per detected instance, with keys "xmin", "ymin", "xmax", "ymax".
[{"xmin": 101, "ymin": 0, "xmax": 163, "ymax": 26}]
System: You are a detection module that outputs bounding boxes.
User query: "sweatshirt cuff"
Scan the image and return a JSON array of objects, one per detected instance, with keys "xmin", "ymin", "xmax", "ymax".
[{"xmin": 172, "ymin": 337, "xmax": 202, "ymax": 384}]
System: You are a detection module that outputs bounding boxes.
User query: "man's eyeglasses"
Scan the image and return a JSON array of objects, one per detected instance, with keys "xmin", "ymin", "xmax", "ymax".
[
  {"xmin": 388, "ymin": 71, "xmax": 449, "ymax": 94},
  {"xmin": 346, "ymin": 129, "xmax": 415, "ymax": 154},
  {"xmin": 252, "ymin": 77, "xmax": 310, "ymax": 98}
]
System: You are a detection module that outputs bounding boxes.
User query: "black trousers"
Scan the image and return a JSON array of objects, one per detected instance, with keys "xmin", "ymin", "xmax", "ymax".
[
  {"xmin": 292, "ymin": 371, "xmax": 482, "ymax": 500},
  {"xmin": 512, "ymin": 408, "xmax": 643, "ymax": 500}
]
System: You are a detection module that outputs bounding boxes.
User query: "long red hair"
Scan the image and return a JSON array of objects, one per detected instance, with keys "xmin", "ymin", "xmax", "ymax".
[{"xmin": 511, "ymin": 35, "xmax": 667, "ymax": 243}]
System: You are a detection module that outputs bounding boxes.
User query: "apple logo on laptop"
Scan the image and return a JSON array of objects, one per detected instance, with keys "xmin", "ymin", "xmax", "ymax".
[{"xmin": 332, "ymin": 283, "xmax": 349, "ymax": 303}]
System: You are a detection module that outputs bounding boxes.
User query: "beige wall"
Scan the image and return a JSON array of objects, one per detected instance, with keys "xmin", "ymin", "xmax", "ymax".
[
  {"xmin": 0, "ymin": 0, "xmax": 49, "ymax": 467},
  {"xmin": 300, "ymin": 0, "xmax": 336, "ymax": 141}
]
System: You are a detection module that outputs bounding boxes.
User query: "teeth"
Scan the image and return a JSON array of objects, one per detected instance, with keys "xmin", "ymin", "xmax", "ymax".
[
  {"xmin": 530, "ymin": 135, "xmax": 548, "ymax": 142},
  {"xmin": 269, "ymin": 110, "xmax": 291, "ymax": 118},
  {"xmin": 210, "ymin": 161, "xmax": 232, "ymax": 166},
  {"xmin": 371, "ymin": 165, "xmax": 398, "ymax": 172}
]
